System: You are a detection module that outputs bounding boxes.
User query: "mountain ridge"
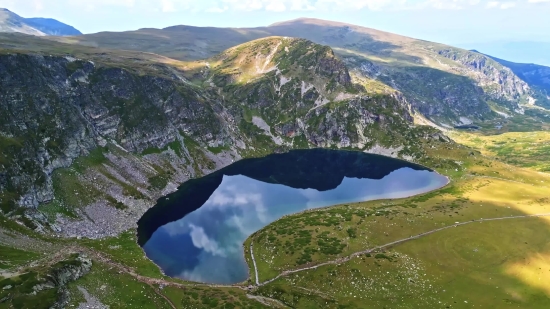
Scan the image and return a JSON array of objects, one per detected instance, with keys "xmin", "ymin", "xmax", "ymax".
[
  {"xmin": 0, "ymin": 8, "xmax": 81, "ymax": 36},
  {"xmin": 475, "ymin": 50, "xmax": 550, "ymax": 108},
  {"xmin": 0, "ymin": 34, "xmax": 441, "ymax": 228},
  {"xmin": 47, "ymin": 17, "xmax": 548, "ymax": 123},
  {"xmin": 2, "ymin": 14, "xmax": 550, "ymax": 309}
]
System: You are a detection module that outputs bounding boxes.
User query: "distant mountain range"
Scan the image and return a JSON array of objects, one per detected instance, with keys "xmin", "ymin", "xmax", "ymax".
[
  {"xmin": 0, "ymin": 8, "xmax": 81, "ymax": 36},
  {"xmin": 475, "ymin": 51, "xmax": 550, "ymax": 101},
  {"xmin": 1, "ymin": 15, "xmax": 550, "ymax": 224},
  {"xmin": 464, "ymin": 41, "xmax": 550, "ymax": 67},
  {"xmin": 49, "ymin": 17, "xmax": 550, "ymax": 114}
]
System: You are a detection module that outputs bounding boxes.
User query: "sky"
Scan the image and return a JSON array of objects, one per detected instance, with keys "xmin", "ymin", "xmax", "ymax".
[{"xmin": 1, "ymin": 0, "xmax": 549, "ymax": 63}]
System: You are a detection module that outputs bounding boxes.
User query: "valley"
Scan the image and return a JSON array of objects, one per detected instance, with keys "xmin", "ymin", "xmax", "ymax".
[
  {"xmin": 3, "ymin": 138, "xmax": 550, "ymax": 308},
  {"xmin": 0, "ymin": 11, "xmax": 549, "ymax": 309}
]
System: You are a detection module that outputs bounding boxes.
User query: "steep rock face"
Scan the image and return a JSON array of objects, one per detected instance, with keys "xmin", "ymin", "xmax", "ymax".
[
  {"xmin": 379, "ymin": 66, "xmax": 491, "ymax": 123},
  {"xmin": 0, "ymin": 53, "xmax": 236, "ymax": 209},
  {"xmin": 482, "ymin": 53, "xmax": 550, "ymax": 109},
  {"xmin": 302, "ymin": 95, "xmax": 412, "ymax": 149},
  {"xmin": 0, "ymin": 38, "xmax": 447, "ymax": 237},
  {"xmin": 209, "ymin": 38, "xmax": 414, "ymax": 151},
  {"xmin": 437, "ymin": 49, "xmax": 530, "ymax": 105}
]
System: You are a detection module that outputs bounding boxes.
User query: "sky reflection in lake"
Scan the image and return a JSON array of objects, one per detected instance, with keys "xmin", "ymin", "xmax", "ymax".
[{"xmin": 142, "ymin": 167, "xmax": 448, "ymax": 284}]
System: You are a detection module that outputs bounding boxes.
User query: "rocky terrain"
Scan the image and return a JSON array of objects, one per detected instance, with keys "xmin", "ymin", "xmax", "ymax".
[
  {"xmin": 1, "ymin": 15, "xmax": 550, "ymax": 309},
  {"xmin": 2, "ymin": 17, "xmax": 549, "ymax": 241},
  {"xmin": 481, "ymin": 52, "xmax": 550, "ymax": 109},
  {"xmin": 50, "ymin": 18, "xmax": 550, "ymax": 123},
  {"xmin": 0, "ymin": 253, "xmax": 92, "ymax": 308},
  {"xmin": 0, "ymin": 36, "xmax": 438, "ymax": 238}
]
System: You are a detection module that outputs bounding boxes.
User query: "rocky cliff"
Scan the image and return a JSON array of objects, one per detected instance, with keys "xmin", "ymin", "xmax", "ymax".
[
  {"xmin": 481, "ymin": 52, "xmax": 550, "ymax": 109},
  {"xmin": 0, "ymin": 53, "xmax": 238, "ymax": 211},
  {"xmin": 437, "ymin": 48, "xmax": 531, "ymax": 108},
  {"xmin": 0, "ymin": 37, "xmax": 441, "ymax": 237},
  {"xmin": 0, "ymin": 254, "xmax": 92, "ymax": 308},
  {"xmin": 53, "ymin": 18, "xmax": 547, "ymax": 125}
]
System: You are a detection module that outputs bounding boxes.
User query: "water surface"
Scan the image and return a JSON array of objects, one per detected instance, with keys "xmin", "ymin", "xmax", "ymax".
[{"xmin": 138, "ymin": 149, "xmax": 448, "ymax": 284}]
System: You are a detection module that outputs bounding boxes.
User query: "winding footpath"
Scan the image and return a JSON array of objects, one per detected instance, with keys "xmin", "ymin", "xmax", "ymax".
[
  {"xmin": 250, "ymin": 243, "xmax": 260, "ymax": 285},
  {"xmin": 251, "ymin": 212, "xmax": 550, "ymax": 286},
  {"xmin": 17, "ymin": 212, "xmax": 548, "ymax": 308}
]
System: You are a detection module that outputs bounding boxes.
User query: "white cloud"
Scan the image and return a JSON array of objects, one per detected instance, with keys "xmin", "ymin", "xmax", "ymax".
[
  {"xmin": 266, "ymin": 0, "xmax": 286, "ymax": 12},
  {"xmin": 189, "ymin": 224, "xmax": 226, "ymax": 256},
  {"xmin": 221, "ymin": 0, "xmax": 263, "ymax": 11},
  {"xmin": 500, "ymin": 1, "xmax": 516, "ymax": 8},
  {"xmin": 205, "ymin": 183, "xmax": 269, "ymax": 223},
  {"xmin": 486, "ymin": 0, "xmax": 517, "ymax": 8},
  {"xmin": 33, "ymin": 0, "xmax": 44, "ymax": 11},
  {"xmin": 1, "ymin": 0, "xmax": 538, "ymax": 15},
  {"xmin": 289, "ymin": 0, "xmax": 316, "ymax": 10},
  {"xmin": 68, "ymin": 0, "xmax": 136, "ymax": 8},
  {"xmin": 206, "ymin": 5, "xmax": 228, "ymax": 12},
  {"xmin": 161, "ymin": 0, "xmax": 176, "ymax": 12}
]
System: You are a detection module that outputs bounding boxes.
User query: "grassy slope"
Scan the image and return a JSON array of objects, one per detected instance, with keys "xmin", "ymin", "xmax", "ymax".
[
  {"xmin": 46, "ymin": 18, "xmax": 534, "ymax": 121},
  {"xmin": 2, "ymin": 129, "xmax": 550, "ymax": 308},
  {"xmin": 451, "ymin": 130, "xmax": 550, "ymax": 172},
  {"xmin": 1, "ymin": 29, "xmax": 550, "ymax": 308},
  {"xmin": 0, "ymin": 33, "xmax": 195, "ymax": 80},
  {"xmin": 249, "ymin": 140, "xmax": 550, "ymax": 308}
]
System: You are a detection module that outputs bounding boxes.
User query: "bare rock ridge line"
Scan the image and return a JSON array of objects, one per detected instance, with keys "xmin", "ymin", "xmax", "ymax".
[
  {"xmin": 1, "ymin": 38, "xmax": 427, "ymax": 218},
  {"xmin": 256, "ymin": 212, "xmax": 550, "ymax": 286}
]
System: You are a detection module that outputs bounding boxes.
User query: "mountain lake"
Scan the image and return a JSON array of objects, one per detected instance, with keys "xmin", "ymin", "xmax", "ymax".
[{"xmin": 137, "ymin": 149, "xmax": 449, "ymax": 284}]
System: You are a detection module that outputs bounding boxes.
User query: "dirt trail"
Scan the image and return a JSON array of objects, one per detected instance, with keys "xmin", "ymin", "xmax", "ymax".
[
  {"xmin": 258, "ymin": 212, "xmax": 550, "ymax": 286},
  {"xmin": 7, "ymin": 212, "xmax": 550, "ymax": 308},
  {"xmin": 146, "ymin": 282, "xmax": 177, "ymax": 309},
  {"xmin": 250, "ymin": 243, "xmax": 260, "ymax": 285},
  {"xmin": 247, "ymin": 294, "xmax": 289, "ymax": 308}
]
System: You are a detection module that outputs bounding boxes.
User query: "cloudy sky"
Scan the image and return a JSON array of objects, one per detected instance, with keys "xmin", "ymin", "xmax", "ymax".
[{"xmin": 1, "ymin": 0, "xmax": 548, "ymax": 62}]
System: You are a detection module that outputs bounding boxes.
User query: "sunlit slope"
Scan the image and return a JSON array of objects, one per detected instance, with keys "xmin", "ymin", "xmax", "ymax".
[
  {"xmin": 451, "ymin": 131, "xmax": 550, "ymax": 172},
  {"xmin": 49, "ymin": 17, "xmax": 549, "ymax": 124},
  {"xmin": 52, "ymin": 25, "xmax": 269, "ymax": 61},
  {"xmin": 247, "ymin": 144, "xmax": 550, "ymax": 308}
]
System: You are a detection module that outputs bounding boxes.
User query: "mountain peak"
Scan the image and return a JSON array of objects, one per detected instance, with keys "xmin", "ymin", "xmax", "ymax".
[
  {"xmin": 269, "ymin": 17, "xmax": 351, "ymax": 27},
  {"xmin": 208, "ymin": 36, "xmax": 351, "ymax": 91},
  {"xmin": 0, "ymin": 8, "xmax": 81, "ymax": 36}
]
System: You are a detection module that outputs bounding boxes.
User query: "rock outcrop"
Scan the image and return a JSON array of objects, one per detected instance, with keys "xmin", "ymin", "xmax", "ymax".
[
  {"xmin": 0, "ymin": 37, "xmax": 449, "ymax": 238},
  {"xmin": 0, "ymin": 254, "xmax": 92, "ymax": 308}
]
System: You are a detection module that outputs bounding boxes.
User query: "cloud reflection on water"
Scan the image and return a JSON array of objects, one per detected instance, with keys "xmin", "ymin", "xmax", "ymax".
[{"xmin": 143, "ymin": 167, "xmax": 447, "ymax": 284}]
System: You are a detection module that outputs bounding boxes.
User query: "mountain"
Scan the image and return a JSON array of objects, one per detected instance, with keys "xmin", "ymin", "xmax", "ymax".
[
  {"xmin": 0, "ymin": 8, "xmax": 81, "ymax": 36},
  {"xmin": 0, "ymin": 33, "xmax": 446, "ymax": 232},
  {"xmin": 24, "ymin": 17, "xmax": 82, "ymax": 36},
  {"xmin": 2, "ymin": 17, "xmax": 550, "ymax": 309},
  {"xmin": 476, "ymin": 51, "xmax": 550, "ymax": 109},
  {"xmin": 463, "ymin": 41, "xmax": 550, "ymax": 67},
  {"xmin": 1, "ymin": 16, "xmax": 547, "ymax": 225},
  {"xmin": 51, "ymin": 18, "xmax": 545, "ymax": 125}
]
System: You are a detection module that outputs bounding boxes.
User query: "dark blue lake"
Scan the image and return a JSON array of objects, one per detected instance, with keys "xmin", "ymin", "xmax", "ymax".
[{"xmin": 137, "ymin": 149, "xmax": 448, "ymax": 284}]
